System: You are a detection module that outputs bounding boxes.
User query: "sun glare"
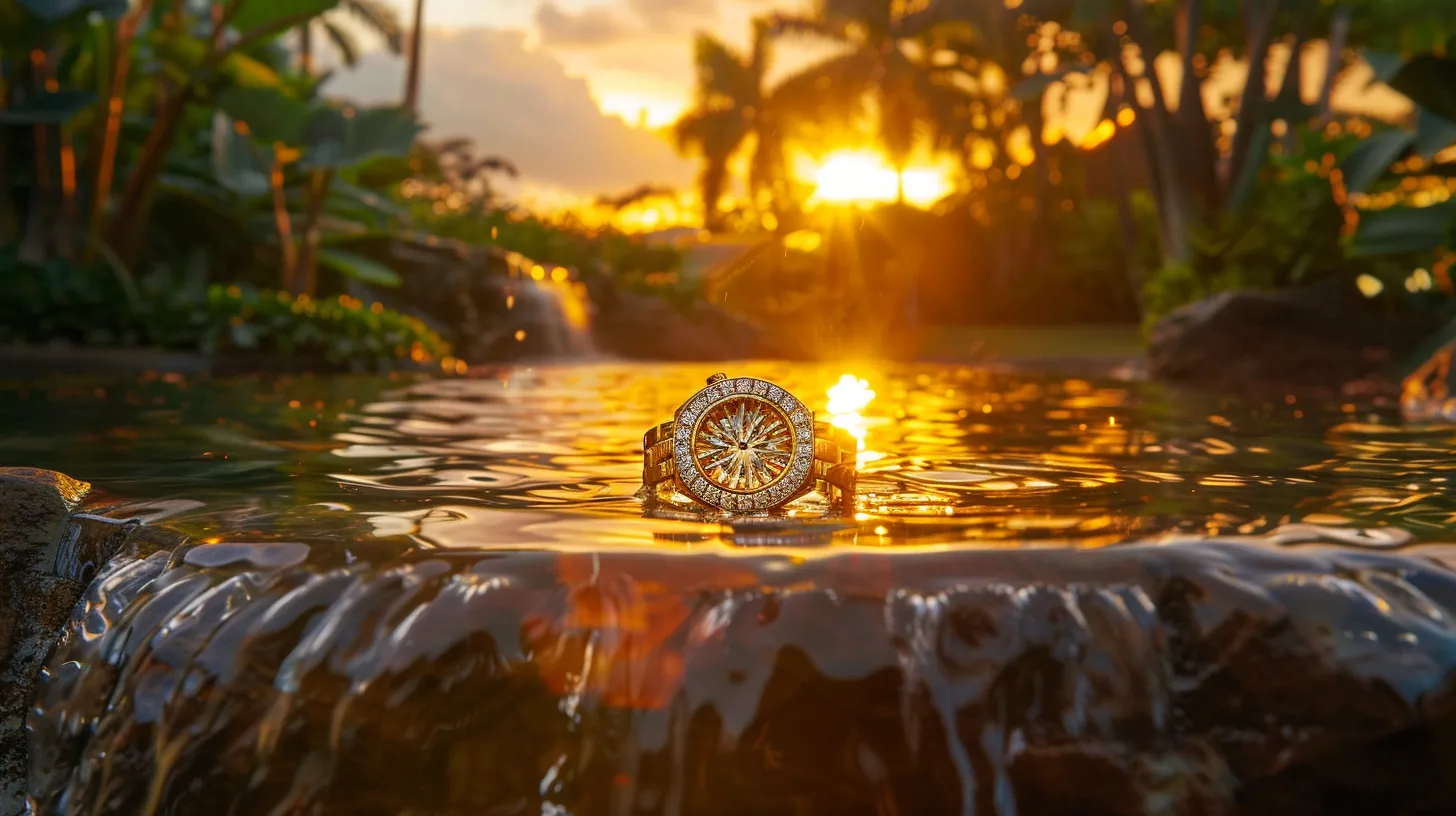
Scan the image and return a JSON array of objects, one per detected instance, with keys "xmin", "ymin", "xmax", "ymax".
[
  {"xmin": 595, "ymin": 92, "xmax": 684, "ymax": 129},
  {"xmin": 805, "ymin": 150, "xmax": 953, "ymax": 208}
]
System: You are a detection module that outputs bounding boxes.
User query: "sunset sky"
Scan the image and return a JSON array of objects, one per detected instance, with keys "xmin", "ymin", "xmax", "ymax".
[
  {"xmin": 320, "ymin": 0, "xmax": 1411, "ymax": 208},
  {"xmin": 325, "ymin": 0, "xmax": 815, "ymax": 203}
]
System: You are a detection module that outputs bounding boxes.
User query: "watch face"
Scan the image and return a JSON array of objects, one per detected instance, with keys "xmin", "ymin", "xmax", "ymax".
[
  {"xmin": 693, "ymin": 397, "xmax": 793, "ymax": 491},
  {"xmin": 673, "ymin": 376, "xmax": 815, "ymax": 511}
]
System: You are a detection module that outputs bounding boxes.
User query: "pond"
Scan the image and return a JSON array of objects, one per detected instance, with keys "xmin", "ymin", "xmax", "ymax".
[{"xmin": 8, "ymin": 362, "xmax": 1456, "ymax": 814}]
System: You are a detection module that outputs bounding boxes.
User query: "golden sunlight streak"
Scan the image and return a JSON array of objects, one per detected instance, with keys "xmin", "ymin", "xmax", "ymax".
[
  {"xmin": 826, "ymin": 374, "xmax": 885, "ymax": 467},
  {"xmin": 801, "ymin": 150, "xmax": 954, "ymax": 208}
]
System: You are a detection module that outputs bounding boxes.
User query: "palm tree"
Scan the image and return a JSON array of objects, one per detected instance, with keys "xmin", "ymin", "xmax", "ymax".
[
  {"xmin": 769, "ymin": 0, "xmax": 959, "ymax": 203},
  {"xmin": 298, "ymin": 0, "xmax": 405, "ymax": 76},
  {"xmin": 672, "ymin": 21, "xmax": 862, "ymax": 229},
  {"xmin": 671, "ymin": 23, "xmax": 773, "ymax": 231},
  {"xmin": 403, "ymin": 0, "xmax": 426, "ymax": 114}
]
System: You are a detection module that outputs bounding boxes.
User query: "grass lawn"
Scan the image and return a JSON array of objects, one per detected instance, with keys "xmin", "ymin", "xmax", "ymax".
[{"xmin": 920, "ymin": 324, "xmax": 1144, "ymax": 361}]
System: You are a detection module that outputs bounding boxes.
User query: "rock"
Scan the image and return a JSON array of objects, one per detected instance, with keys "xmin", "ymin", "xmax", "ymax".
[
  {"xmin": 1148, "ymin": 282, "xmax": 1441, "ymax": 393},
  {"xmin": 1398, "ymin": 334, "xmax": 1456, "ymax": 421},
  {"xmin": 593, "ymin": 287, "xmax": 772, "ymax": 361},
  {"xmin": 0, "ymin": 468, "xmax": 90, "ymax": 815},
  {"xmin": 0, "ymin": 469, "xmax": 163, "ymax": 816}
]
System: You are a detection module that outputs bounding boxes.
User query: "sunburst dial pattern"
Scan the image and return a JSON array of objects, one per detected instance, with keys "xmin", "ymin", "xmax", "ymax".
[{"xmin": 692, "ymin": 396, "xmax": 793, "ymax": 492}]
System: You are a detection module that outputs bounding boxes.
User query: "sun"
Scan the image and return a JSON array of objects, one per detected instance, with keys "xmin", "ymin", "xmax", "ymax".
[{"xmin": 802, "ymin": 150, "xmax": 954, "ymax": 209}]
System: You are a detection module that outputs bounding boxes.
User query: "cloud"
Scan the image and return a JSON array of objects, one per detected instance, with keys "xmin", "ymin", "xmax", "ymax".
[
  {"xmin": 323, "ymin": 28, "xmax": 693, "ymax": 195},
  {"xmin": 535, "ymin": 0, "xmax": 718, "ymax": 48},
  {"xmin": 534, "ymin": 2, "xmax": 635, "ymax": 47},
  {"xmin": 629, "ymin": 0, "xmax": 718, "ymax": 31}
]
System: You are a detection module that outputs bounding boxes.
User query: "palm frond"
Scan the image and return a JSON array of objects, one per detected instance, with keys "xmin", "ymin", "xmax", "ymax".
[
  {"xmin": 476, "ymin": 156, "xmax": 519, "ymax": 178},
  {"xmin": 762, "ymin": 12, "xmax": 848, "ymax": 42},
  {"xmin": 820, "ymin": 0, "xmax": 893, "ymax": 34},
  {"xmin": 749, "ymin": 18, "xmax": 774, "ymax": 90},
  {"xmin": 672, "ymin": 106, "xmax": 749, "ymax": 159},
  {"xmin": 768, "ymin": 51, "xmax": 874, "ymax": 126},
  {"xmin": 692, "ymin": 34, "xmax": 757, "ymax": 106},
  {"xmin": 596, "ymin": 184, "xmax": 676, "ymax": 211},
  {"xmin": 321, "ymin": 19, "xmax": 359, "ymax": 68},
  {"xmin": 341, "ymin": 0, "xmax": 405, "ymax": 54}
]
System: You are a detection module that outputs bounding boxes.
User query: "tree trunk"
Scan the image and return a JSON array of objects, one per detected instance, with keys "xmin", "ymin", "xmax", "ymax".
[
  {"xmin": 1318, "ymin": 4, "xmax": 1352, "ymax": 122},
  {"xmin": 299, "ymin": 21, "xmax": 314, "ymax": 77},
  {"xmin": 403, "ymin": 0, "xmax": 426, "ymax": 114},
  {"xmin": 1122, "ymin": 0, "xmax": 1192, "ymax": 263},
  {"xmin": 21, "ymin": 49, "xmax": 55, "ymax": 263},
  {"xmin": 1111, "ymin": 132, "xmax": 1144, "ymax": 314},
  {"xmin": 107, "ymin": 86, "xmax": 190, "ymax": 267},
  {"xmin": 109, "ymin": 0, "xmax": 240, "ymax": 266},
  {"xmin": 1174, "ymin": 0, "xmax": 1220, "ymax": 212},
  {"xmin": 1277, "ymin": 14, "xmax": 1310, "ymax": 153},
  {"xmin": 1225, "ymin": 0, "xmax": 1284, "ymax": 193},
  {"xmin": 84, "ymin": 1, "xmax": 151, "ymax": 265},
  {"xmin": 271, "ymin": 150, "xmax": 299, "ymax": 293},
  {"xmin": 295, "ymin": 167, "xmax": 334, "ymax": 297},
  {"xmin": 700, "ymin": 157, "xmax": 727, "ymax": 232},
  {"xmin": 1118, "ymin": 22, "xmax": 1188, "ymax": 262}
]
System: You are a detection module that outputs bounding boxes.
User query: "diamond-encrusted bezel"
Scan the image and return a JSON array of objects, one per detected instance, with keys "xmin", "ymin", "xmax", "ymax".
[{"xmin": 673, "ymin": 376, "xmax": 814, "ymax": 512}]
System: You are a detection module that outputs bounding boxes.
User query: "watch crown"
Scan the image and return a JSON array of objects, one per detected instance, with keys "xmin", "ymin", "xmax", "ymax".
[{"xmin": 706, "ymin": 373, "xmax": 728, "ymax": 385}]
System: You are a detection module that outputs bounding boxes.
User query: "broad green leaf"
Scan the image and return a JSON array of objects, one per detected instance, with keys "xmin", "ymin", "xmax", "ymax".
[
  {"xmin": 16, "ymin": 0, "xmax": 125, "ymax": 23},
  {"xmin": 217, "ymin": 87, "xmax": 311, "ymax": 145},
  {"xmin": 1397, "ymin": 314, "xmax": 1456, "ymax": 382},
  {"xmin": 329, "ymin": 180, "xmax": 407, "ymax": 219},
  {"xmin": 210, "ymin": 113, "xmax": 274, "ymax": 197},
  {"xmin": 1416, "ymin": 108, "xmax": 1456, "ymax": 161},
  {"xmin": 1339, "ymin": 129, "xmax": 1414, "ymax": 195},
  {"xmin": 1363, "ymin": 50, "xmax": 1405, "ymax": 86},
  {"xmin": 317, "ymin": 248, "xmax": 403, "ymax": 287},
  {"xmin": 1380, "ymin": 54, "xmax": 1456, "ymax": 123},
  {"xmin": 221, "ymin": 50, "xmax": 283, "ymax": 88},
  {"xmin": 153, "ymin": 31, "xmax": 282, "ymax": 88},
  {"xmin": 232, "ymin": 0, "xmax": 339, "ymax": 37},
  {"xmin": 1351, "ymin": 202, "xmax": 1456, "ymax": 256},
  {"xmin": 1226, "ymin": 127, "xmax": 1272, "ymax": 212},
  {"xmin": 0, "ymin": 89, "xmax": 94, "ymax": 124},
  {"xmin": 302, "ymin": 104, "xmax": 422, "ymax": 169}
]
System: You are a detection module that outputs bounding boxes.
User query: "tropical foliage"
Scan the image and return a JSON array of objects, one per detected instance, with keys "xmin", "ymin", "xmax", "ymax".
[
  {"xmin": 0, "ymin": 0, "xmax": 681, "ymax": 366},
  {"xmin": 670, "ymin": 0, "xmax": 1456, "ymax": 324}
]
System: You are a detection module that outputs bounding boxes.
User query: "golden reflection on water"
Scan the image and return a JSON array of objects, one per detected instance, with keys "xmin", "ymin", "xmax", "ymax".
[{"xmin": 25, "ymin": 362, "xmax": 1456, "ymax": 555}]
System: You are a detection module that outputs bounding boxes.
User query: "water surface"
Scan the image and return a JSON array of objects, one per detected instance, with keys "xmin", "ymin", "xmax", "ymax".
[
  {"xmin": 0, "ymin": 362, "xmax": 1448, "ymax": 551},
  {"xmin": 10, "ymin": 363, "xmax": 1456, "ymax": 814}
]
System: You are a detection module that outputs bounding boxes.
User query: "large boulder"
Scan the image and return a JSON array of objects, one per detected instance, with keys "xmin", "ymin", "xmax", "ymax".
[
  {"xmin": 0, "ymin": 469, "xmax": 91, "ymax": 815},
  {"xmin": 1148, "ymin": 282, "xmax": 1441, "ymax": 393},
  {"xmin": 592, "ymin": 286, "xmax": 773, "ymax": 361},
  {"xmin": 0, "ymin": 469, "xmax": 172, "ymax": 816}
]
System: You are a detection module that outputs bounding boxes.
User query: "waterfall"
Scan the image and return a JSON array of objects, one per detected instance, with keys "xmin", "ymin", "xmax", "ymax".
[{"xmin": 507, "ymin": 277, "xmax": 595, "ymax": 358}]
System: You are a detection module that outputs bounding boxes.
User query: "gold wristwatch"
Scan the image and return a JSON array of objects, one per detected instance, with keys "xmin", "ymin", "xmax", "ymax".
[{"xmin": 642, "ymin": 373, "xmax": 857, "ymax": 513}]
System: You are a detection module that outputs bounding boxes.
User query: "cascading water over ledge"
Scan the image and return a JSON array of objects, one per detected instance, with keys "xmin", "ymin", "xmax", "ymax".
[{"xmin": 19, "ymin": 519, "xmax": 1456, "ymax": 815}]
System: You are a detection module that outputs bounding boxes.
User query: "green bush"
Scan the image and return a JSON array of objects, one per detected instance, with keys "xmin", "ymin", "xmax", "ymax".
[
  {"xmin": 199, "ymin": 284, "xmax": 451, "ymax": 369},
  {"xmin": 0, "ymin": 251, "xmax": 451, "ymax": 371},
  {"xmin": 1140, "ymin": 123, "xmax": 1426, "ymax": 330}
]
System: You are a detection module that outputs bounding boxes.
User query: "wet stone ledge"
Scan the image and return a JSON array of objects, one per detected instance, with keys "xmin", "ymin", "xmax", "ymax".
[
  {"xmin": 17, "ymin": 531, "xmax": 1456, "ymax": 814},
  {"xmin": 0, "ymin": 468, "xmax": 170, "ymax": 816}
]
